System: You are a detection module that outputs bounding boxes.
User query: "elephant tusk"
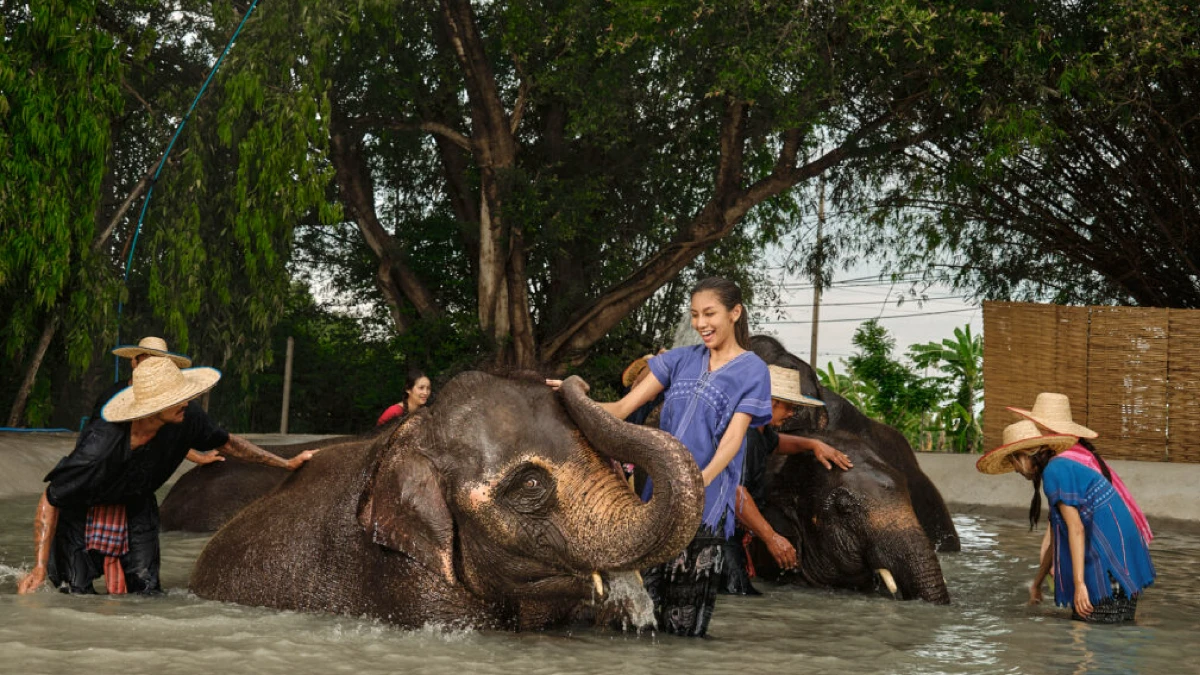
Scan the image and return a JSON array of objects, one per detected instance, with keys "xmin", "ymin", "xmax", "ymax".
[
  {"xmin": 592, "ymin": 571, "xmax": 605, "ymax": 598},
  {"xmin": 633, "ymin": 570, "xmax": 643, "ymax": 586},
  {"xmin": 876, "ymin": 568, "xmax": 898, "ymax": 597}
]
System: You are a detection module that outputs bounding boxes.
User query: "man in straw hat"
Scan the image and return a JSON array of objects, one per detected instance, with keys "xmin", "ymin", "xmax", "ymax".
[
  {"xmin": 89, "ymin": 336, "xmax": 223, "ymax": 466},
  {"xmin": 17, "ymin": 357, "xmax": 318, "ymax": 595},
  {"xmin": 724, "ymin": 364, "xmax": 854, "ymax": 593}
]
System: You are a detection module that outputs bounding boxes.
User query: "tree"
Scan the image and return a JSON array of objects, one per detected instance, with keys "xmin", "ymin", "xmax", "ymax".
[
  {"xmin": 855, "ymin": 0, "xmax": 1200, "ymax": 308},
  {"xmin": 231, "ymin": 0, "xmax": 1035, "ymax": 370},
  {"xmin": 844, "ymin": 319, "xmax": 941, "ymax": 443},
  {"xmin": 0, "ymin": 0, "xmax": 126, "ymax": 425}
]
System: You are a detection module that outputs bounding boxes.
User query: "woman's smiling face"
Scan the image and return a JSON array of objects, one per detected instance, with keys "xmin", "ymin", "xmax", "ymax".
[{"xmin": 690, "ymin": 289, "xmax": 740, "ymax": 350}]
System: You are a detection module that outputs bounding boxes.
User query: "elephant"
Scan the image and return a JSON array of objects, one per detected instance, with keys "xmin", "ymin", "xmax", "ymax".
[
  {"xmin": 160, "ymin": 437, "xmax": 354, "ymax": 532},
  {"xmin": 189, "ymin": 371, "xmax": 705, "ymax": 631},
  {"xmin": 739, "ymin": 336, "xmax": 958, "ymax": 604},
  {"xmin": 750, "ymin": 335, "xmax": 961, "ymax": 553}
]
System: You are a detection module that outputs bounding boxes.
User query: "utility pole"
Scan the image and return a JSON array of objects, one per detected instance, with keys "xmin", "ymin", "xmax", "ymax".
[
  {"xmin": 280, "ymin": 336, "xmax": 294, "ymax": 434},
  {"xmin": 810, "ymin": 177, "xmax": 825, "ymax": 367}
]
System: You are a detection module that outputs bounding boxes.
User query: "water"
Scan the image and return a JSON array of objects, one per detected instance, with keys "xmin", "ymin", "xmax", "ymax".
[{"xmin": 1, "ymin": 494, "xmax": 1197, "ymax": 675}]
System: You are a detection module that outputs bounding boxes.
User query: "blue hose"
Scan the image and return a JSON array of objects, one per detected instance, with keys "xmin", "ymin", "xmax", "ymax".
[{"xmin": 114, "ymin": 0, "xmax": 263, "ymax": 381}]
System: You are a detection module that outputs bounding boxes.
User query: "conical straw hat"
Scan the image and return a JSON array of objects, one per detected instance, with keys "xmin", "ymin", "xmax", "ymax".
[
  {"xmin": 1007, "ymin": 392, "xmax": 1097, "ymax": 439},
  {"xmin": 768, "ymin": 364, "xmax": 824, "ymax": 407},
  {"xmin": 102, "ymin": 356, "xmax": 221, "ymax": 422},
  {"xmin": 976, "ymin": 420, "xmax": 1077, "ymax": 475},
  {"xmin": 111, "ymin": 336, "xmax": 192, "ymax": 368},
  {"xmin": 622, "ymin": 356, "xmax": 652, "ymax": 388}
]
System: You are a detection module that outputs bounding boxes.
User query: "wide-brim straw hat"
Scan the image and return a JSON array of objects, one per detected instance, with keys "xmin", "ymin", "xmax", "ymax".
[
  {"xmin": 1006, "ymin": 392, "xmax": 1097, "ymax": 439},
  {"xmin": 102, "ymin": 356, "xmax": 221, "ymax": 422},
  {"xmin": 622, "ymin": 356, "xmax": 652, "ymax": 388},
  {"xmin": 768, "ymin": 364, "xmax": 824, "ymax": 407},
  {"xmin": 976, "ymin": 420, "xmax": 1077, "ymax": 475},
  {"xmin": 111, "ymin": 336, "xmax": 192, "ymax": 368}
]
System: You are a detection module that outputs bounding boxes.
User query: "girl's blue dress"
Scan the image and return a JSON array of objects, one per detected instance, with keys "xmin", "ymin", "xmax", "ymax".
[
  {"xmin": 1042, "ymin": 456, "xmax": 1156, "ymax": 608},
  {"xmin": 646, "ymin": 344, "xmax": 772, "ymax": 539}
]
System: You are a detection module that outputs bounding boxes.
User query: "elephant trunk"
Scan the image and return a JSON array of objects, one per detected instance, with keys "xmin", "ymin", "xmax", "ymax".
[
  {"xmin": 559, "ymin": 376, "xmax": 705, "ymax": 570},
  {"xmin": 870, "ymin": 529, "xmax": 950, "ymax": 605}
]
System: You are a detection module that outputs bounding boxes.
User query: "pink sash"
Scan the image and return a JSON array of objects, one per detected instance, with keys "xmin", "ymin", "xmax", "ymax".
[{"xmin": 1060, "ymin": 445, "xmax": 1153, "ymax": 543}]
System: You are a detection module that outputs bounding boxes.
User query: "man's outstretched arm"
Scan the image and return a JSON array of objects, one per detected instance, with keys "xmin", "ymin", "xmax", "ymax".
[{"xmin": 17, "ymin": 491, "xmax": 59, "ymax": 594}]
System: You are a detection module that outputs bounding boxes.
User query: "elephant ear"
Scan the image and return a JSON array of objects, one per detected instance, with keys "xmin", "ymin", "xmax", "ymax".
[{"xmin": 357, "ymin": 414, "xmax": 456, "ymax": 585}]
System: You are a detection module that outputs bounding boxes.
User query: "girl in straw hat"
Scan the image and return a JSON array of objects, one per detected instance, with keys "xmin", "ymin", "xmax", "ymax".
[
  {"xmin": 977, "ymin": 420, "xmax": 1155, "ymax": 623},
  {"xmin": 1008, "ymin": 392, "xmax": 1152, "ymax": 545},
  {"xmin": 17, "ymin": 357, "xmax": 319, "ymax": 596}
]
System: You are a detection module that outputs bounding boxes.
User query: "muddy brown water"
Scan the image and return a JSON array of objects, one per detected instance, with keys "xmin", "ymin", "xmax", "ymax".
[{"xmin": 1, "ymin": 495, "xmax": 1197, "ymax": 675}]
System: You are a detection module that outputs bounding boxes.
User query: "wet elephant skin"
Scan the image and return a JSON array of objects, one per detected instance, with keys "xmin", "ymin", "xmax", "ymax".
[
  {"xmin": 160, "ymin": 437, "xmax": 355, "ymax": 532},
  {"xmin": 189, "ymin": 372, "xmax": 704, "ymax": 630}
]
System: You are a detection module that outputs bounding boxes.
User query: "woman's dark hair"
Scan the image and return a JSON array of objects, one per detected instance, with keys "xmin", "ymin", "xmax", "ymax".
[
  {"xmin": 1027, "ymin": 447, "xmax": 1055, "ymax": 530},
  {"xmin": 1077, "ymin": 437, "xmax": 1113, "ymax": 483},
  {"xmin": 404, "ymin": 368, "xmax": 428, "ymax": 394},
  {"xmin": 690, "ymin": 277, "xmax": 751, "ymax": 349}
]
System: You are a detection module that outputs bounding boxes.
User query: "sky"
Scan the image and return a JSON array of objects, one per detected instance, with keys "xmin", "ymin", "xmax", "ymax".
[{"xmin": 674, "ymin": 261, "xmax": 984, "ymax": 371}]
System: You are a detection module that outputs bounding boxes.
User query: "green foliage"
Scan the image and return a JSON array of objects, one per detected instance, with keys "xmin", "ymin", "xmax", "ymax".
[
  {"xmin": 820, "ymin": 321, "xmax": 982, "ymax": 452},
  {"xmin": 0, "ymin": 0, "xmax": 124, "ymax": 365},
  {"xmin": 845, "ymin": 0, "xmax": 1200, "ymax": 308},
  {"xmin": 910, "ymin": 325, "xmax": 984, "ymax": 452}
]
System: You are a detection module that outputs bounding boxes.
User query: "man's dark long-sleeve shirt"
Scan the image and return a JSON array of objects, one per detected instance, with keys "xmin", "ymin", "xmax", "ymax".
[{"xmin": 45, "ymin": 402, "xmax": 228, "ymax": 509}]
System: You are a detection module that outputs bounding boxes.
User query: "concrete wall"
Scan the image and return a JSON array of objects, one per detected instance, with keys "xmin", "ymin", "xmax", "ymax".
[{"xmin": 916, "ymin": 452, "xmax": 1200, "ymax": 530}]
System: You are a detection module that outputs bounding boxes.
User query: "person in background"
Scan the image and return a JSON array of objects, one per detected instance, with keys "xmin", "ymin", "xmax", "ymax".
[
  {"xmin": 556, "ymin": 276, "xmax": 772, "ymax": 637},
  {"xmin": 724, "ymin": 364, "xmax": 853, "ymax": 594},
  {"xmin": 377, "ymin": 368, "xmax": 432, "ymax": 426},
  {"xmin": 977, "ymin": 417, "xmax": 1155, "ymax": 623},
  {"xmin": 17, "ymin": 357, "xmax": 318, "ymax": 596},
  {"xmin": 93, "ymin": 336, "xmax": 223, "ymax": 466}
]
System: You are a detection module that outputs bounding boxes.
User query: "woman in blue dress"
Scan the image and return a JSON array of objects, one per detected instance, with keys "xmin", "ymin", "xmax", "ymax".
[
  {"xmin": 596, "ymin": 277, "xmax": 772, "ymax": 636},
  {"xmin": 977, "ymin": 420, "xmax": 1155, "ymax": 623}
]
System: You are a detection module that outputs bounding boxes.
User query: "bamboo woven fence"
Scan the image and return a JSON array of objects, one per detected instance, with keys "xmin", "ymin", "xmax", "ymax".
[{"xmin": 983, "ymin": 301, "xmax": 1200, "ymax": 462}]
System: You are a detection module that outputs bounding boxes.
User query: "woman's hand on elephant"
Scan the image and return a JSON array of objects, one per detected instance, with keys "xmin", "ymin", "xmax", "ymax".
[
  {"xmin": 17, "ymin": 566, "xmax": 46, "ymax": 594},
  {"xmin": 545, "ymin": 379, "xmax": 563, "ymax": 391},
  {"xmin": 765, "ymin": 533, "xmax": 798, "ymax": 571},
  {"xmin": 1073, "ymin": 585, "xmax": 1093, "ymax": 618},
  {"xmin": 811, "ymin": 441, "xmax": 853, "ymax": 471},
  {"xmin": 285, "ymin": 449, "xmax": 320, "ymax": 471}
]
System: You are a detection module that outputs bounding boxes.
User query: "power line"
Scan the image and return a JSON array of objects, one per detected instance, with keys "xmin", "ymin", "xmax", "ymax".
[
  {"xmin": 759, "ymin": 306, "xmax": 979, "ymax": 325},
  {"xmin": 770, "ymin": 294, "xmax": 970, "ymax": 309}
]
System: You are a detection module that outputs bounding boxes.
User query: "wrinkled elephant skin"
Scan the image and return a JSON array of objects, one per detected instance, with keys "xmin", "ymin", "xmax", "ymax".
[{"xmin": 189, "ymin": 371, "xmax": 704, "ymax": 630}]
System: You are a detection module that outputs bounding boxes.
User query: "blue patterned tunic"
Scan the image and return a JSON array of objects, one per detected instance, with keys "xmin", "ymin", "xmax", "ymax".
[
  {"xmin": 645, "ymin": 345, "xmax": 772, "ymax": 538},
  {"xmin": 1043, "ymin": 457, "xmax": 1156, "ymax": 608}
]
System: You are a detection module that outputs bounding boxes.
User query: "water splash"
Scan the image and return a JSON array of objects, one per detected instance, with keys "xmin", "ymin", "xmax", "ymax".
[{"xmin": 594, "ymin": 570, "xmax": 656, "ymax": 632}]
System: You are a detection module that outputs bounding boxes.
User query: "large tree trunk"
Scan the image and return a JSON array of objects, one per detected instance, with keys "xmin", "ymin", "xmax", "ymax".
[
  {"xmin": 329, "ymin": 124, "xmax": 441, "ymax": 332},
  {"xmin": 440, "ymin": 0, "xmax": 536, "ymax": 367}
]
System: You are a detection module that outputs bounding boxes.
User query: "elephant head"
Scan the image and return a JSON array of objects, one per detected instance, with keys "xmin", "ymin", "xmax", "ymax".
[
  {"xmin": 356, "ymin": 371, "xmax": 705, "ymax": 611},
  {"xmin": 768, "ymin": 431, "xmax": 951, "ymax": 604}
]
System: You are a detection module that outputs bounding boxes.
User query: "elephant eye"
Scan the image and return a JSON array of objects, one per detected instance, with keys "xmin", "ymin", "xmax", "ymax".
[{"xmin": 504, "ymin": 466, "xmax": 555, "ymax": 514}]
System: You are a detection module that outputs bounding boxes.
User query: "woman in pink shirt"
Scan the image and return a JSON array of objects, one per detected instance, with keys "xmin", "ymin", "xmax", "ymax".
[{"xmin": 377, "ymin": 369, "xmax": 431, "ymax": 426}]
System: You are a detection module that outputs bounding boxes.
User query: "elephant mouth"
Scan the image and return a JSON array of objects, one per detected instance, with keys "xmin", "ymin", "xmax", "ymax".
[{"xmin": 516, "ymin": 569, "xmax": 641, "ymax": 601}]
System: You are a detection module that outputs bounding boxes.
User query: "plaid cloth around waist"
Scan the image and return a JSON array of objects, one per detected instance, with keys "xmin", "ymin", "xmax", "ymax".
[{"xmin": 85, "ymin": 504, "xmax": 129, "ymax": 557}]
